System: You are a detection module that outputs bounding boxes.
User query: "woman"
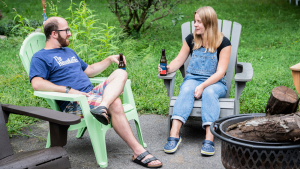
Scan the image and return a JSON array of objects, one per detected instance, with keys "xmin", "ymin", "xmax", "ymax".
[{"xmin": 159, "ymin": 6, "xmax": 231, "ymax": 156}]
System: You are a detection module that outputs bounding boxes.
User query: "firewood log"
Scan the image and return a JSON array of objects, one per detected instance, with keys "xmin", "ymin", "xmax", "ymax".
[
  {"xmin": 265, "ymin": 86, "xmax": 298, "ymax": 116},
  {"xmin": 226, "ymin": 113, "xmax": 300, "ymax": 142}
]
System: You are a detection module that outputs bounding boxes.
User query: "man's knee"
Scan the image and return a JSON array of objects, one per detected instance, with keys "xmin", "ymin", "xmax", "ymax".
[
  {"xmin": 113, "ymin": 69, "xmax": 128, "ymax": 81},
  {"xmin": 109, "ymin": 98, "xmax": 124, "ymax": 115}
]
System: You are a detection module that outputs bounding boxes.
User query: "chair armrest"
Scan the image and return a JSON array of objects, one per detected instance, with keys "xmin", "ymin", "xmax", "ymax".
[
  {"xmin": 1, "ymin": 104, "xmax": 81, "ymax": 125},
  {"xmin": 34, "ymin": 91, "xmax": 87, "ymax": 102},
  {"xmin": 235, "ymin": 62, "xmax": 253, "ymax": 82},
  {"xmin": 157, "ymin": 72, "xmax": 176, "ymax": 98},
  {"xmin": 234, "ymin": 62, "xmax": 253, "ymax": 115},
  {"xmin": 89, "ymin": 77, "xmax": 107, "ymax": 84},
  {"xmin": 89, "ymin": 77, "xmax": 132, "ymax": 88},
  {"xmin": 157, "ymin": 72, "xmax": 176, "ymax": 80}
]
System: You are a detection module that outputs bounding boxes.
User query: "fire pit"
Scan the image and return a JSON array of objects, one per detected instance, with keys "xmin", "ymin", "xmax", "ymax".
[{"xmin": 211, "ymin": 114, "xmax": 300, "ymax": 169}]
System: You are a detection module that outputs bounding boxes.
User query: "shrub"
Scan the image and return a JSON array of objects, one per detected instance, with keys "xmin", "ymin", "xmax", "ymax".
[{"xmin": 106, "ymin": 0, "xmax": 182, "ymax": 35}]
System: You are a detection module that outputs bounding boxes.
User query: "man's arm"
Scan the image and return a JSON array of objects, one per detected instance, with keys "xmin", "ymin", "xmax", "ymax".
[
  {"xmin": 31, "ymin": 77, "xmax": 88, "ymax": 96},
  {"xmin": 84, "ymin": 55, "xmax": 124, "ymax": 77}
]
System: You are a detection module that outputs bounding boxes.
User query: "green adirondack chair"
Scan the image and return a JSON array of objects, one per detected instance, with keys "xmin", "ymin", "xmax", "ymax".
[{"xmin": 19, "ymin": 32, "xmax": 146, "ymax": 168}]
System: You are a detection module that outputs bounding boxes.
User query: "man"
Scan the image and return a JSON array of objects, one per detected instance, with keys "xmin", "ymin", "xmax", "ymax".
[{"xmin": 29, "ymin": 17, "xmax": 162, "ymax": 168}]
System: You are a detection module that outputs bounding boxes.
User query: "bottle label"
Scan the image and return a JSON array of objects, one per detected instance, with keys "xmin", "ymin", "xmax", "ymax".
[
  {"xmin": 119, "ymin": 67, "xmax": 126, "ymax": 71},
  {"xmin": 160, "ymin": 63, "xmax": 167, "ymax": 74}
]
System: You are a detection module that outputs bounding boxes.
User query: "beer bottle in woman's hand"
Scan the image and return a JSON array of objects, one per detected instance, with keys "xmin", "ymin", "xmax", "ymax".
[{"xmin": 160, "ymin": 49, "xmax": 167, "ymax": 76}]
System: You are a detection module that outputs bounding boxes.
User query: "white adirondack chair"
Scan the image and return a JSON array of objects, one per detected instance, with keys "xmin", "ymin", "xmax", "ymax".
[{"xmin": 157, "ymin": 20, "xmax": 253, "ymax": 135}]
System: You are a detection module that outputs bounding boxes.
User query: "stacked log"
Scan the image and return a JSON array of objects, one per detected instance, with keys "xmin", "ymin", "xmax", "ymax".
[
  {"xmin": 226, "ymin": 112, "xmax": 300, "ymax": 142},
  {"xmin": 227, "ymin": 86, "xmax": 300, "ymax": 142},
  {"xmin": 265, "ymin": 86, "xmax": 298, "ymax": 116}
]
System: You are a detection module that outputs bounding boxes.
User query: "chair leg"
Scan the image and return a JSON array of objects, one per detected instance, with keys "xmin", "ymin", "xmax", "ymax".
[
  {"xmin": 46, "ymin": 131, "xmax": 51, "ymax": 148},
  {"xmin": 167, "ymin": 115, "xmax": 172, "ymax": 137},
  {"xmin": 76, "ymin": 127, "xmax": 87, "ymax": 138},
  {"xmin": 88, "ymin": 124, "xmax": 111, "ymax": 168},
  {"xmin": 134, "ymin": 119, "xmax": 147, "ymax": 148}
]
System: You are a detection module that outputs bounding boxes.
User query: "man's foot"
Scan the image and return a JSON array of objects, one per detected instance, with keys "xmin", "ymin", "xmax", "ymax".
[
  {"xmin": 90, "ymin": 106, "xmax": 110, "ymax": 125},
  {"xmin": 132, "ymin": 150, "xmax": 162, "ymax": 168}
]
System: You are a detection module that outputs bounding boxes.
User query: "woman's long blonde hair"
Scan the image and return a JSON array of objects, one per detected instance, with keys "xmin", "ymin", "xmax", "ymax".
[{"xmin": 193, "ymin": 6, "xmax": 224, "ymax": 53}]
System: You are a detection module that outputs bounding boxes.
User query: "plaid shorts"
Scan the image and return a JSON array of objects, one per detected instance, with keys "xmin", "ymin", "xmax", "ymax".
[{"xmin": 63, "ymin": 78, "xmax": 109, "ymax": 117}]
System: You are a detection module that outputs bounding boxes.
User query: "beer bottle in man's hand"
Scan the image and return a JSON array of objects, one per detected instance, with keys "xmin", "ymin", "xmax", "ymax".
[
  {"xmin": 118, "ymin": 53, "xmax": 126, "ymax": 70},
  {"xmin": 160, "ymin": 49, "xmax": 167, "ymax": 76}
]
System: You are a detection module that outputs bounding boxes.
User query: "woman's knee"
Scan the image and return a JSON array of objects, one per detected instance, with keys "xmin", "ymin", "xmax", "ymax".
[
  {"xmin": 202, "ymin": 88, "xmax": 216, "ymax": 97},
  {"xmin": 180, "ymin": 85, "xmax": 195, "ymax": 95}
]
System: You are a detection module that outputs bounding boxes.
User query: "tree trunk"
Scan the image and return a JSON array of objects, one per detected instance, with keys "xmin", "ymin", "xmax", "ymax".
[
  {"xmin": 226, "ymin": 113, "xmax": 300, "ymax": 142},
  {"xmin": 265, "ymin": 86, "xmax": 298, "ymax": 116}
]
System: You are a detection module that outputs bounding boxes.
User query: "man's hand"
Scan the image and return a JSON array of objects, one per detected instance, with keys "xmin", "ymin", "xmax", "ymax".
[
  {"xmin": 85, "ymin": 54, "xmax": 127, "ymax": 77},
  {"xmin": 68, "ymin": 88, "xmax": 89, "ymax": 97},
  {"xmin": 109, "ymin": 55, "xmax": 127, "ymax": 65}
]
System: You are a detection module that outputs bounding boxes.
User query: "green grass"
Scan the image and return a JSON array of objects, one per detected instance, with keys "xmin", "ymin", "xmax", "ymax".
[{"xmin": 0, "ymin": 0, "xmax": 300, "ymax": 135}]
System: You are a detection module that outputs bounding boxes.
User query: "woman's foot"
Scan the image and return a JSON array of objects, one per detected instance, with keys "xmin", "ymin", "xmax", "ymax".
[
  {"xmin": 201, "ymin": 140, "xmax": 215, "ymax": 156},
  {"xmin": 132, "ymin": 150, "xmax": 162, "ymax": 168},
  {"xmin": 164, "ymin": 136, "xmax": 181, "ymax": 153}
]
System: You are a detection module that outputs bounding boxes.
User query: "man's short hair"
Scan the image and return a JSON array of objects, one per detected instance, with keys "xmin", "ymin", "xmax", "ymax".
[{"xmin": 44, "ymin": 19, "xmax": 59, "ymax": 40}]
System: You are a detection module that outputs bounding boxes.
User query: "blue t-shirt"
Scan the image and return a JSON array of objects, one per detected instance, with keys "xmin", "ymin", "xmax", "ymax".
[{"xmin": 29, "ymin": 47, "xmax": 94, "ymax": 111}]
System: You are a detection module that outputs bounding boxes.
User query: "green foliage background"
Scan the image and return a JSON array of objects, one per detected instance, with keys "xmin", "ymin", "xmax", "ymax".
[{"xmin": 0, "ymin": 0, "xmax": 300, "ymax": 135}]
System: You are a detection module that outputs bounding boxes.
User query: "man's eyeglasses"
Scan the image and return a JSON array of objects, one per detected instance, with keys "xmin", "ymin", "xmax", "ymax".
[{"xmin": 55, "ymin": 28, "xmax": 70, "ymax": 34}]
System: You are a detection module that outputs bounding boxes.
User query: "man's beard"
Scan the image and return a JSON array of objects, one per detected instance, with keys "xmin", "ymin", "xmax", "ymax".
[{"xmin": 57, "ymin": 33, "xmax": 69, "ymax": 47}]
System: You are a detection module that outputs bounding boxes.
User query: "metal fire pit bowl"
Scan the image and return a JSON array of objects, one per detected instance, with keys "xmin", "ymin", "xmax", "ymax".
[{"xmin": 211, "ymin": 114, "xmax": 300, "ymax": 169}]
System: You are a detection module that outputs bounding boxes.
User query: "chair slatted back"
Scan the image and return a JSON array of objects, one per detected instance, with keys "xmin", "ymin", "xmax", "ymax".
[
  {"xmin": 19, "ymin": 33, "xmax": 46, "ymax": 75},
  {"xmin": 0, "ymin": 103, "xmax": 13, "ymax": 160},
  {"xmin": 19, "ymin": 33, "xmax": 61, "ymax": 111},
  {"xmin": 180, "ymin": 20, "xmax": 242, "ymax": 98}
]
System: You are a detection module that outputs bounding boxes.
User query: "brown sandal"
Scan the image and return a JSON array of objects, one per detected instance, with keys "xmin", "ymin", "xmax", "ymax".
[
  {"xmin": 132, "ymin": 151, "xmax": 163, "ymax": 168},
  {"xmin": 90, "ymin": 106, "xmax": 110, "ymax": 125}
]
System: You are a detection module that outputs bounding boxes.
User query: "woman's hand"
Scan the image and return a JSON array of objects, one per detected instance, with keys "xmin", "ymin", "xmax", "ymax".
[
  {"xmin": 158, "ymin": 64, "xmax": 170, "ymax": 74},
  {"xmin": 194, "ymin": 84, "xmax": 204, "ymax": 99}
]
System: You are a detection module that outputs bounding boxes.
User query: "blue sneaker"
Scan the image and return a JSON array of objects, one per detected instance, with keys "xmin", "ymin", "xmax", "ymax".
[
  {"xmin": 164, "ymin": 136, "xmax": 182, "ymax": 154},
  {"xmin": 201, "ymin": 140, "xmax": 215, "ymax": 156}
]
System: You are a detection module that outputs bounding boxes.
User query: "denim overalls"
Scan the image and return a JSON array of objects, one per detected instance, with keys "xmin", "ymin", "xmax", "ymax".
[{"xmin": 171, "ymin": 47, "xmax": 227, "ymax": 128}]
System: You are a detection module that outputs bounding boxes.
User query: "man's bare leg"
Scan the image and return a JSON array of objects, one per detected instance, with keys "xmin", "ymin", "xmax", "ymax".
[
  {"xmin": 99, "ymin": 69, "xmax": 127, "ymax": 108},
  {"xmin": 108, "ymin": 98, "xmax": 162, "ymax": 166}
]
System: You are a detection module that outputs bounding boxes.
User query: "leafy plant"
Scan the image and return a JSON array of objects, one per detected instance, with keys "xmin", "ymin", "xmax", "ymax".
[
  {"xmin": 47, "ymin": 0, "xmax": 60, "ymax": 17},
  {"xmin": 10, "ymin": 8, "xmax": 38, "ymax": 37},
  {"xmin": 65, "ymin": 0, "xmax": 120, "ymax": 64}
]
